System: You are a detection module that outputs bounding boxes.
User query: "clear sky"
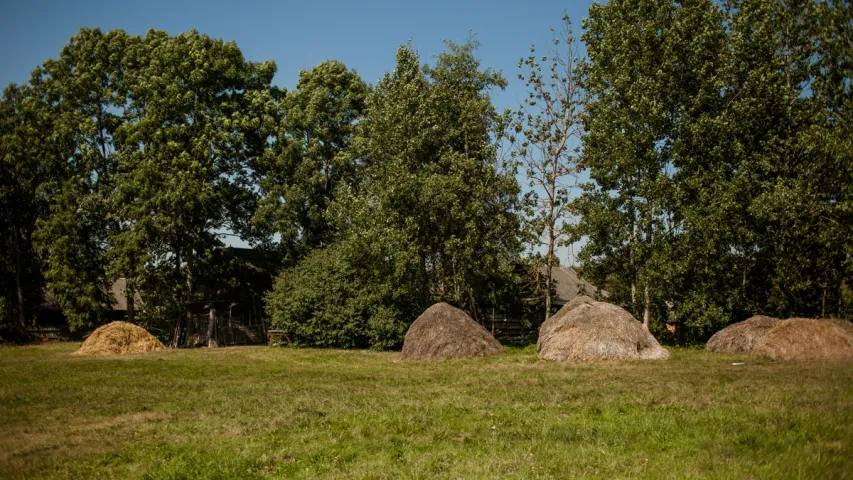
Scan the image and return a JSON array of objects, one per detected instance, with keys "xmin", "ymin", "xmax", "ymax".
[{"xmin": 0, "ymin": 0, "xmax": 594, "ymax": 263}]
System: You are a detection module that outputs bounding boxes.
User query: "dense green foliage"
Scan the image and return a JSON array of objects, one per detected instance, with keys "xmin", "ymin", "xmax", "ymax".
[
  {"xmin": 266, "ymin": 245, "xmax": 404, "ymax": 349},
  {"xmin": 575, "ymin": 0, "xmax": 853, "ymax": 342},
  {"xmin": 0, "ymin": 84, "xmax": 51, "ymax": 338},
  {"xmin": 2, "ymin": 28, "xmax": 277, "ymax": 338},
  {"xmin": 0, "ymin": 0, "xmax": 850, "ymax": 345},
  {"xmin": 254, "ymin": 61, "xmax": 368, "ymax": 254},
  {"xmin": 267, "ymin": 41, "xmax": 527, "ymax": 348}
]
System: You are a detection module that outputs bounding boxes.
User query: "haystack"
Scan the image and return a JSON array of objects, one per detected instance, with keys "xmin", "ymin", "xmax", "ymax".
[
  {"xmin": 536, "ymin": 296, "xmax": 600, "ymax": 352},
  {"xmin": 76, "ymin": 321, "xmax": 164, "ymax": 356},
  {"xmin": 753, "ymin": 318, "xmax": 853, "ymax": 361},
  {"xmin": 706, "ymin": 315, "xmax": 783, "ymax": 353},
  {"xmin": 537, "ymin": 301, "xmax": 670, "ymax": 361},
  {"xmin": 560, "ymin": 295, "xmax": 595, "ymax": 315},
  {"xmin": 400, "ymin": 303, "xmax": 504, "ymax": 361}
]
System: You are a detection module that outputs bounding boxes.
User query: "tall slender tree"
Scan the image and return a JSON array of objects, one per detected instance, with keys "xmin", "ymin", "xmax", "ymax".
[
  {"xmin": 0, "ymin": 84, "xmax": 51, "ymax": 331},
  {"xmin": 253, "ymin": 61, "xmax": 367, "ymax": 254},
  {"xmin": 511, "ymin": 15, "xmax": 585, "ymax": 324},
  {"xmin": 31, "ymin": 28, "xmax": 134, "ymax": 329},
  {"xmin": 577, "ymin": 0, "xmax": 727, "ymax": 328}
]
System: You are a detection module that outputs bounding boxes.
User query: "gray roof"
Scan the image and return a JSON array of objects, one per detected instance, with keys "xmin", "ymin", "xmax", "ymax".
[
  {"xmin": 109, "ymin": 278, "xmax": 143, "ymax": 311},
  {"xmin": 40, "ymin": 278, "xmax": 140, "ymax": 312},
  {"xmin": 540, "ymin": 266, "xmax": 608, "ymax": 304}
]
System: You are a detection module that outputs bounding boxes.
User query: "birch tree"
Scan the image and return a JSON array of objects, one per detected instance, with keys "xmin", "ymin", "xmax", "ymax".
[{"xmin": 510, "ymin": 15, "xmax": 584, "ymax": 323}]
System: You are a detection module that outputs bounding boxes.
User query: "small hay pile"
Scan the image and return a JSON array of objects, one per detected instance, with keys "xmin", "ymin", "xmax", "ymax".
[
  {"xmin": 706, "ymin": 315, "xmax": 783, "ymax": 353},
  {"xmin": 76, "ymin": 321, "xmax": 164, "ymax": 356},
  {"xmin": 537, "ymin": 301, "xmax": 670, "ymax": 361},
  {"xmin": 753, "ymin": 318, "xmax": 853, "ymax": 361},
  {"xmin": 400, "ymin": 303, "xmax": 504, "ymax": 361}
]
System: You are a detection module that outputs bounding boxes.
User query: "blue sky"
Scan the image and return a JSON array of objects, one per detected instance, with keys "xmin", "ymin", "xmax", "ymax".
[{"xmin": 0, "ymin": 0, "xmax": 594, "ymax": 263}]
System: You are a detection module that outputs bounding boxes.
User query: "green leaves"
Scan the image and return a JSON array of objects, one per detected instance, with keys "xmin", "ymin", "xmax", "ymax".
[
  {"xmin": 253, "ymin": 60, "xmax": 367, "ymax": 251},
  {"xmin": 266, "ymin": 39, "xmax": 527, "ymax": 348},
  {"xmin": 577, "ymin": 0, "xmax": 853, "ymax": 341},
  {"xmin": 14, "ymin": 28, "xmax": 278, "ymax": 331}
]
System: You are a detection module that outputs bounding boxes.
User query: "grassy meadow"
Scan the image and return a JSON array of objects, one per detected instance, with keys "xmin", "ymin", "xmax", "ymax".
[{"xmin": 1, "ymin": 343, "xmax": 851, "ymax": 479}]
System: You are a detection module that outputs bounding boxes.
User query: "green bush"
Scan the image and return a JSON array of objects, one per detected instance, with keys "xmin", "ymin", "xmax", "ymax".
[{"xmin": 266, "ymin": 245, "xmax": 406, "ymax": 349}]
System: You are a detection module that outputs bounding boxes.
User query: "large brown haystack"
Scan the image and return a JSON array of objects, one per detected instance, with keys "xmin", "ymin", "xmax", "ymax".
[
  {"xmin": 706, "ymin": 315, "xmax": 783, "ymax": 353},
  {"xmin": 76, "ymin": 321, "xmax": 164, "ymax": 356},
  {"xmin": 560, "ymin": 295, "xmax": 595, "ymax": 315},
  {"xmin": 400, "ymin": 303, "xmax": 504, "ymax": 361},
  {"xmin": 536, "ymin": 296, "xmax": 605, "ymax": 352},
  {"xmin": 753, "ymin": 318, "xmax": 853, "ymax": 361},
  {"xmin": 538, "ymin": 301, "xmax": 670, "ymax": 361}
]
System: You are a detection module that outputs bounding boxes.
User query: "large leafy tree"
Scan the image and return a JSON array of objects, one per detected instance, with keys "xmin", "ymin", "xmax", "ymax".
[
  {"xmin": 336, "ymin": 40, "xmax": 524, "ymax": 319},
  {"xmin": 31, "ymin": 28, "xmax": 135, "ymax": 330},
  {"xmin": 0, "ymin": 84, "xmax": 52, "ymax": 332},
  {"xmin": 707, "ymin": 0, "xmax": 853, "ymax": 319},
  {"xmin": 578, "ymin": 0, "xmax": 692, "ymax": 326},
  {"xmin": 668, "ymin": 0, "xmax": 853, "ymax": 338},
  {"xmin": 577, "ymin": 0, "xmax": 852, "ymax": 341},
  {"xmin": 112, "ymin": 30, "xmax": 276, "ymax": 345},
  {"xmin": 254, "ymin": 61, "xmax": 367, "ymax": 254},
  {"xmin": 269, "ymin": 40, "xmax": 526, "ymax": 348}
]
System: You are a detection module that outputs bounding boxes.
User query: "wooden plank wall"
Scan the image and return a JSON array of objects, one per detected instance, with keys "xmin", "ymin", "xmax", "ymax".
[{"xmin": 481, "ymin": 311, "xmax": 539, "ymax": 346}]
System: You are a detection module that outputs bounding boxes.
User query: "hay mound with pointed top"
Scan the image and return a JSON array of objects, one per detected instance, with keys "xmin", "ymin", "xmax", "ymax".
[
  {"xmin": 706, "ymin": 315, "xmax": 783, "ymax": 354},
  {"xmin": 753, "ymin": 318, "xmax": 853, "ymax": 361},
  {"xmin": 400, "ymin": 303, "xmax": 504, "ymax": 361},
  {"xmin": 561, "ymin": 295, "xmax": 596, "ymax": 314},
  {"xmin": 76, "ymin": 321, "xmax": 164, "ymax": 356},
  {"xmin": 538, "ymin": 301, "xmax": 669, "ymax": 361}
]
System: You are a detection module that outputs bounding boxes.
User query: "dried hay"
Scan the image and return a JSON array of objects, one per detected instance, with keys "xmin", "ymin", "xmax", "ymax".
[
  {"xmin": 400, "ymin": 303, "xmax": 504, "ymax": 361},
  {"xmin": 75, "ymin": 321, "xmax": 164, "ymax": 356},
  {"xmin": 753, "ymin": 318, "xmax": 853, "ymax": 361},
  {"xmin": 538, "ymin": 301, "xmax": 670, "ymax": 361},
  {"xmin": 537, "ymin": 296, "xmax": 603, "ymax": 352},
  {"xmin": 560, "ymin": 295, "xmax": 595, "ymax": 315},
  {"xmin": 706, "ymin": 315, "xmax": 783, "ymax": 353}
]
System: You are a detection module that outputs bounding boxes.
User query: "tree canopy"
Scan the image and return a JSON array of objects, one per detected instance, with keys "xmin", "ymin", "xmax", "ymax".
[{"xmin": 1, "ymin": 0, "xmax": 850, "ymax": 345}]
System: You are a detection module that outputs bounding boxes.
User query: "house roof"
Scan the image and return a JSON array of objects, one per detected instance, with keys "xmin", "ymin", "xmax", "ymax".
[
  {"xmin": 540, "ymin": 266, "xmax": 608, "ymax": 304},
  {"xmin": 40, "ymin": 278, "xmax": 140, "ymax": 312},
  {"xmin": 109, "ymin": 278, "xmax": 143, "ymax": 311}
]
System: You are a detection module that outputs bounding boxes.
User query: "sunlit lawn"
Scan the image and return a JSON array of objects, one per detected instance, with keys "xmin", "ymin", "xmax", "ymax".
[{"xmin": 0, "ymin": 343, "xmax": 851, "ymax": 479}]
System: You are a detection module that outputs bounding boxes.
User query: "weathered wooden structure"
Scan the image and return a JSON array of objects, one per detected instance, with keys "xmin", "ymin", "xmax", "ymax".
[{"xmin": 487, "ymin": 266, "xmax": 608, "ymax": 345}]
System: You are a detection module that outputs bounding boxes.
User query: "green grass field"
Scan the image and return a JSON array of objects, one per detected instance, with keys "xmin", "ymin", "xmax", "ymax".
[{"xmin": 1, "ymin": 344, "xmax": 851, "ymax": 479}]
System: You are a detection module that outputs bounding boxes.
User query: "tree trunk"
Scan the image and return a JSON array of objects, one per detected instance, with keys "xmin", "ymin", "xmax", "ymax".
[
  {"xmin": 545, "ymin": 251, "xmax": 553, "ymax": 325},
  {"xmin": 12, "ymin": 226, "xmax": 26, "ymax": 328},
  {"xmin": 171, "ymin": 308, "xmax": 182, "ymax": 347},
  {"xmin": 545, "ymin": 174, "xmax": 557, "ymax": 324},
  {"xmin": 126, "ymin": 282, "xmax": 135, "ymax": 324},
  {"xmin": 643, "ymin": 200, "xmax": 654, "ymax": 329},
  {"xmin": 184, "ymin": 263, "xmax": 195, "ymax": 344},
  {"xmin": 629, "ymin": 222, "xmax": 637, "ymax": 315},
  {"xmin": 207, "ymin": 307, "xmax": 218, "ymax": 348}
]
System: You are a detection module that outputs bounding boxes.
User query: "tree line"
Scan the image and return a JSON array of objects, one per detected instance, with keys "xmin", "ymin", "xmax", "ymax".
[{"xmin": 1, "ymin": 0, "xmax": 850, "ymax": 346}]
